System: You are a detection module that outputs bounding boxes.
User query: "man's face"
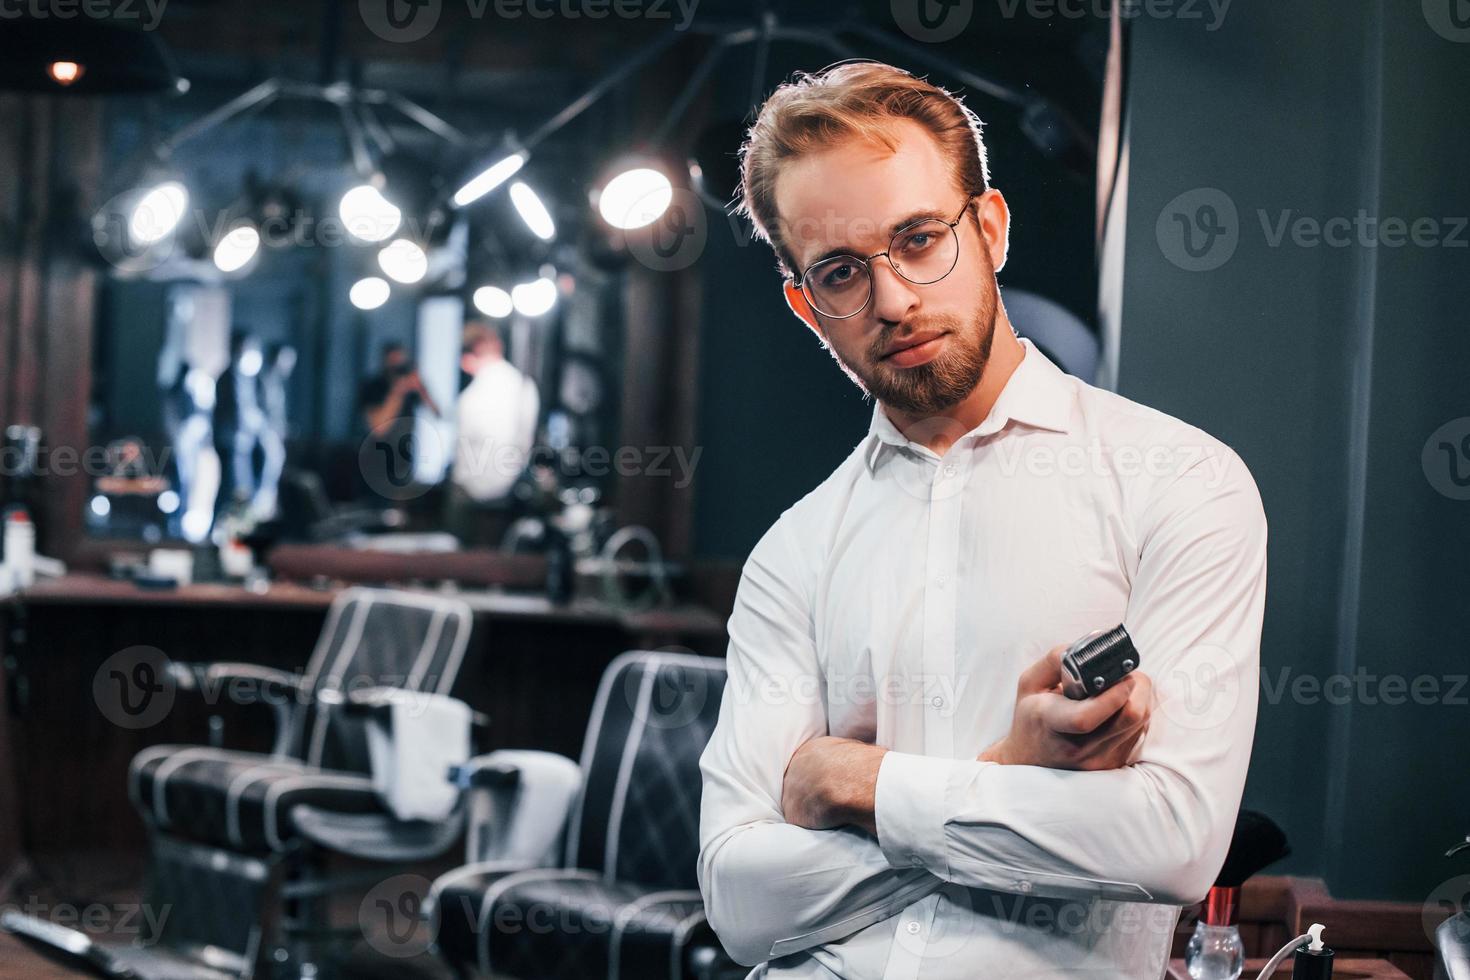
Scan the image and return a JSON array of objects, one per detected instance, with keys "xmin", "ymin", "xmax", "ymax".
[{"xmin": 775, "ymin": 119, "xmax": 1005, "ymax": 417}]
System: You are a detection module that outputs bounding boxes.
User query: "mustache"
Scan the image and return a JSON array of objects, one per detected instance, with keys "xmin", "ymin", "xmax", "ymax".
[{"xmin": 868, "ymin": 315, "xmax": 962, "ymax": 362}]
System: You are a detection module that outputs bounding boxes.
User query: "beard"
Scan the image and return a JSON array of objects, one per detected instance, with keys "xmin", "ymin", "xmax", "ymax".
[{"xmin": 826, "ymin": 271, "xmax": 999, "ymax": 417}]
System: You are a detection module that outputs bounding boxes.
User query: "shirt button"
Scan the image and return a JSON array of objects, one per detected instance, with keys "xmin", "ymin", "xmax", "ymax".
[
  {"xmin": 905, "ymin": 921, "xmax": 921, "ymax": 935},
  {"xmin": 944, "ymin": 463, "xmax": 957, "ymax": 477},
  {"xmin": 1016, "ymin": 879, "xmax": 1033, "ymax": 893},
  {"xmin": 931, "ymin": 696, "xmax": 945, "ymax": 709},
  {"xmin": 935, "ymin": 576, "xmax": 947, "ymax": 588},
  {"xmin": 907, "ymin": 852, "xmax": 921, "ymax": 866}
]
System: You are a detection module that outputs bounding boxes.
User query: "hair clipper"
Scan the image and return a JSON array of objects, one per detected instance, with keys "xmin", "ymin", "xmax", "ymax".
[{"xmin": 1060, "ymin": 624, "xmax": 1140, "ymax": 700}]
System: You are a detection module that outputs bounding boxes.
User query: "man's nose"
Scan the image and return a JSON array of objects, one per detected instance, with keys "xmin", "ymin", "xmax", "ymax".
[{"xmin": 869, "ymin": 258, "xmax": 920, "ymax": 324}]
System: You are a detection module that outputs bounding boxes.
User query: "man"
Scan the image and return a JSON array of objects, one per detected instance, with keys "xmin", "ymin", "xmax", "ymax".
[
  {"xmin": 697, "ymin": 62, "xmax": 1268, "ymax": 978},
  {"xmin": 447, "ymin": 320, "xmax": 539, "ymax": 543}
]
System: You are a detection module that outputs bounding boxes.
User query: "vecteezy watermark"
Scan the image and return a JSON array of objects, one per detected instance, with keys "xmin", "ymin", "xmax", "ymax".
[
  {"xmin": 360, "ymin": 874, "xmax": 434, "ymax": 958},
  {"xmin": 92, "ymin": 645, "xmax": 452, "ymax": 729},
  {"xmin": 1423, "ymin": 875, "xmax": 1470, "ymax": 947},
  {"xmin": 726, "ymin": 667, "xmax": 975, "ymax": 719},
  {"xmin": 1155, "ymin": 643, "xmax": 1243, "ymax": 732},
  {"xmin": 1158, "ymin": 188, "xmax": 1468, "ymax": 271},
  {"xmin": 620, "ymin": 654, "xmax": 714, "ymax": 731},
  {"xmin": 359, "ymin": 420, "xmax": 703, "ymax": 502},
  {"xmin": 1260, "ymin": 667, "xmax": 1469, "ymax": 707},
  {"xmin": 624, "ymin": 186, "xmax": 709, "ymax": 273},
  {"xmin": 358, "ymin": 0, "xmax": 699, "ymax": 43},
  {"xmin": 94, "ymin": 646, "xmax": 177, "ymax": 729},
  {"xmin": 0, "ymin": 0, "xmax": 168, "ymax": 30},
  {"xmin": 1422, "ymin": 417, "xmax": 1470, "ymax": 501},
  {"xmin": 0, "ymin": 897, "xmax": 171, "ymax": 941},
  {"xmin": 890, "ymin": 0, "xmax": 974, "ymax": 43},
  {"xmin": 0, "ymin": 440, "xmax": 172, "ymax": 480},
  {"xmin": 1422, "ymin": 0, "xmax": 1470, "ymax": 42},
  {"xmin": 995, "ymin": 0, "xmax": 1230, "ymax": 29},
  {"xmin": 1155, "ymin": 188, "xmax": 1240, "ymax": 272},
  {"xmin": 93, "ymin": 199, "xmax": 435, "ymax": 275}
]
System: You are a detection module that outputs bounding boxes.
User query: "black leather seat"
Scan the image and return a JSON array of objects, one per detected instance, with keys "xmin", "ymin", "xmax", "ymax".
[
  {"xmin": 431, "ymin": 651, "xmax": 737, "ymax": 980},
  {"xmin": 2, "ymin": 586, "xmax": 476, "ymax": 980}
]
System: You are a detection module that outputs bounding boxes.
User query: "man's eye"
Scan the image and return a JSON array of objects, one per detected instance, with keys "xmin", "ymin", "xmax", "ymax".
[
  {"xmin": 820, "ymin": 263, "xmax": 859, "ymax": 288},
  {"xmin": 899, "ymin": 229, "xmax": 941, "ymax": 253}
]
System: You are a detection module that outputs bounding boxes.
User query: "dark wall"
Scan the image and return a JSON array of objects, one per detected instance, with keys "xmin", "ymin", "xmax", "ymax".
[{"xmin": 1116, "ymin": 0, "xmax": 1470, "ymax": 901}]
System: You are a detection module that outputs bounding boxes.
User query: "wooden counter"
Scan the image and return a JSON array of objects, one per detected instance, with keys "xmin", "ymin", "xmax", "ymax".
[
  {"xmin": 1170, "ymin": 958, "xmax": 1413, "ymax": 978},
  {"xmin": 15, "ymin": 572, "xmax": 729, "ymax": 637}
]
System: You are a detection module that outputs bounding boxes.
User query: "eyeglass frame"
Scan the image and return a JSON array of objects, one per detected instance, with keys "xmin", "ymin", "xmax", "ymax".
[{"xmin": 788, "ymin": 199, "xmax": 978, "ymax": 320}]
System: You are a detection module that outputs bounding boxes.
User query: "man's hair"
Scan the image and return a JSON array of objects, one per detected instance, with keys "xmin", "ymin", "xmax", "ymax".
[
  {"xmin": 461, "ymin": 319, "xmax": 503, "ymax": 357},
  {"xmin": 736, "ymin": 61, "xmax": 991, "ymax": 278}
]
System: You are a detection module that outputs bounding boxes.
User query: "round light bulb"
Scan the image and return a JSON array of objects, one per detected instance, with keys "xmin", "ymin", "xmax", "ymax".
[
  {"xmin": 339, "ymin": 183, "xmax": 402, "ymax": 243},
  {"xmin": 129, "ymin": 181, "xmax": 189, "ymax": 246},
  {"xmin": 212, "ymin": 225, "xmax": 260, "ymax": 273},
  {"xmin": 377, "ymin": 238, "xmax": 428, "ymax": 284},
  {"xmin": 598, "ymin": 167, "xmax": 672, "ymax": 230},
  {"xmin": 473, "ymin": 285, "xmax": 514, "ymax": 318},
  {"xmin": 350, "ymin": 276, "xmax": 391, "ymax": 310}
]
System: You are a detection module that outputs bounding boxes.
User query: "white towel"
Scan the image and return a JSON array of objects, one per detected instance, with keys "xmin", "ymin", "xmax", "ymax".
[{"xmin": 365, "ymin": 691, "xmax": 471, "ymax": 822}]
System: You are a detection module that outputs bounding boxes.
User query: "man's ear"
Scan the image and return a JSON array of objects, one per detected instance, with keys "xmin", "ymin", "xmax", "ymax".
[
  {"xmin": 783, "ymin": 280, "xmax": 824, "ymax": 338},
  {"xmin": 974, "ymin": 188, "xmax": 1012, "ymax": 274}
]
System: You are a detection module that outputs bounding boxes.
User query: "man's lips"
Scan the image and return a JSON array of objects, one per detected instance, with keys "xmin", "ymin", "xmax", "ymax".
[{"xmin": 879, "ymin": 330, "xmax": 948, "ymax": 367}]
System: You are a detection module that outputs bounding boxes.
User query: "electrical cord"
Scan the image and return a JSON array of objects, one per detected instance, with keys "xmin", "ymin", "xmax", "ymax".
[{"xmin": 1255, "ymin": 926, "xmax": 1323, "ymax": 980}]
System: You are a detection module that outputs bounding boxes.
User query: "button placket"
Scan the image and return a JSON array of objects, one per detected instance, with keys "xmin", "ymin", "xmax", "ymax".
[{"xmin": 923, "ymin": 459, "xmax": 962, "ymax": 759}]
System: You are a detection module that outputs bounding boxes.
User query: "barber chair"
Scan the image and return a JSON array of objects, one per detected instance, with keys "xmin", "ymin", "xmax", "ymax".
[
  {"xmin": 2, "ymin": 586, "xmax": 476, "ymax": 979},
  {"xmin": 428, "ymin": 650, "xmax": 744, "ymax": 980}
]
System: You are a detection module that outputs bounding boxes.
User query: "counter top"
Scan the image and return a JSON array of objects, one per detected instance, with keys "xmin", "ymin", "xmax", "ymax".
[{"xmin": 8, "ymin": 573, "xmax": 728, "ymax": 637}]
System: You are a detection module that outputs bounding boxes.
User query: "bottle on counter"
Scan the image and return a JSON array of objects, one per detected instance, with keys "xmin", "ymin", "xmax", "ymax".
[{"xmin": 4, "ymin": 508, "xmax": 36, "ymax": 589}]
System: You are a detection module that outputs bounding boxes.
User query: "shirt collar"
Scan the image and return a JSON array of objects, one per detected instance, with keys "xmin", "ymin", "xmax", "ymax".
[{"xmin": 863, "ymin": 335, "xmax": 1075, "ymax": 472}]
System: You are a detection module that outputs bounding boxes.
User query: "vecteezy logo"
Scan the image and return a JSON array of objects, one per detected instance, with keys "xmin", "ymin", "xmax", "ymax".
[
  {"xmin": 93, "ymin": 646, "xmax": 176, "ymax": 729},
  {"xmin": 1423, "ymin": 875, "xmax": 1470, "ymax": 948},
  {"xmin": 626, "ymin": 187, "xmax": 708, "ymax": 272},
  {"xmin": 358, "ymin": 417, "xmax": 444, "ymax": 501},
  {"xmin": 1157, "ymin": 643, "xmax": 1240, "ymax": 732},
  {"xmin": 360, "ymin": 874, "xmax": 433, "ymax": 957},
  {"xmin": 891, "ymin": 0, "xmax": 974, "ymax": 42},
  {"xmin": 359, "ymin": 0, "xmax": 441, "ymax": 43},
  {"xmin": 624, "ymin": 656, "xmax": 710, "ymax": 731},
  {"xmin": 1422, "ymin": 417, "xmax": 1470, "ymax": 500},
  {"xmin": 91, "ymin": 190, "xmax": 180, "ymax": 275},
  {"xmin": 1423, "ymin": 0, "xmax": 1470, "ymax": 41},
  {"xmin": 1155, "ymin": 188, "xmax": 1239, "ymax": 272}
]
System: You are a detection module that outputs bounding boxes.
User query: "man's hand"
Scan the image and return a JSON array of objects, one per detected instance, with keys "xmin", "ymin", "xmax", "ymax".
[
  {"xmin": 782, "ymin": 735, "xmax": 887, "ymax": 836},
  {"xmin": 979, "ymin": 644, "xmax": 1153, "ymax": 770}
]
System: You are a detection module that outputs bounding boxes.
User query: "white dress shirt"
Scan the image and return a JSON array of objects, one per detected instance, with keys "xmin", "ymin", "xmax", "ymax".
[
  {"xmin": 698, "ymin": 334, "xmax": 1268, "ymax": 979},
  {"xmin": 453, "ymin": 358, "xmax": 540, "ymax": 502}
]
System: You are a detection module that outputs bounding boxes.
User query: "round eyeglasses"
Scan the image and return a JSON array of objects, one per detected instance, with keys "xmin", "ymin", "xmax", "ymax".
[{"xmin": 791, "ymin": 201, "xmax": 973, "ymax": 320}]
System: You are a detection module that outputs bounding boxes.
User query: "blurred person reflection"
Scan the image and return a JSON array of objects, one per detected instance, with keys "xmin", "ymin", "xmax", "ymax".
[
  {"xmin": 446, "ymin": 320, "xmax": 539, "ymax": 545},
  {"xmin": 213, "ymin": 331, "xmax": 273, "ymax": 521},
  {"xmin": 161, "ymin": 362, "xmax": 220, "ymax": 541}
]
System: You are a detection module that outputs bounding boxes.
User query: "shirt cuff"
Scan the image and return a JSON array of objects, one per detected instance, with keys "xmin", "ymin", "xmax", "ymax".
[{"xmin": 873, "ymin": 750, "xmax": 954, "ymax": 877}]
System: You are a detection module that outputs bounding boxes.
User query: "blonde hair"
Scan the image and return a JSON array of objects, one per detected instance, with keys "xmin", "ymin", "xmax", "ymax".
[{"xmin": 736, "ymin": 60, "xmax": 991, "ymax": 278}]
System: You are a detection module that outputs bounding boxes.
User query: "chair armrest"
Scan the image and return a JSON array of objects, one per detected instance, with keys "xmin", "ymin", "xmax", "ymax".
[
  {"xmin": 330, "ymin": 685, "xmax": 490, "ymax": 731},
  {"xmin": 448, "ymin": 758, "xmax": 520, "ymax": 789},
  {"xmin": 166, "ymin": 660, "xmax": 309, "ymax": 755},
  {"xmin": 454, "ymin": 750, "xmax": 582, "ymax": 867}
]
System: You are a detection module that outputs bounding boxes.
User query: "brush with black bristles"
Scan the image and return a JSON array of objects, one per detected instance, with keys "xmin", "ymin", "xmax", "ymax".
[{"xmin": 1202, "ymin": 809, "xmax": 1292, "ymax": 926}]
